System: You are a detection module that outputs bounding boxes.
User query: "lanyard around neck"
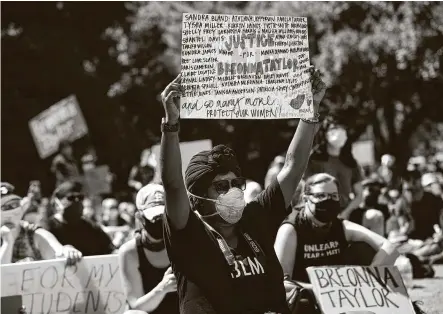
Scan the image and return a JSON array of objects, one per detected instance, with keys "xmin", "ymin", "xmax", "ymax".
[{"xmin": 197, "ymin": 213, "xmax": 265, "ymax": 266}]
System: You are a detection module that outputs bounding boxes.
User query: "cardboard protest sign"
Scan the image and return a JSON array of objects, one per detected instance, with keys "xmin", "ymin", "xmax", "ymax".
[
  {"xmin": 83, "ymin": 165, "xmax": 112, "ymax": 196},
  {"xmin": 29, "ymin": 95, "xmax": 88, "ymax": 159},
  {"xmin": 181, "ymin": 13, "xmax": 313, "ymax": 120},
  {"xmin": 1, "ymin": 255, "xmax": 125, "ymax": 314},
  {"xmin": 307, "ymin": 266, "xmax": 415, "ymax": 314},
  {"xmin": 151, "ymin": 139, "xmax": 213, "ymax": 180}
]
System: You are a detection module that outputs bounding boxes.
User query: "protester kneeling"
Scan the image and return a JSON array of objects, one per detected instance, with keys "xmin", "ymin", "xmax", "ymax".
[
  {"xmin": 159, "ymin": 66, "xmax": 326, "ymax": 314},
  {"xmin": 274, "ymin": 173, "xmax": 400, "ymax": 313},
  {"xmin": 118, "ymin": 184, "xmax": 178, "ymax": 314},
  {"xmin": 1, "ymin": 194, "xmax": 82, "ymax": 265}
]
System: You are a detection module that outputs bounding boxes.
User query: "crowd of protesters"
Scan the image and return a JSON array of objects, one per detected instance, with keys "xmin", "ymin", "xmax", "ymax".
[{"xmin": 1, "ymin": 67, "xmax": 442, "ymax": 314}]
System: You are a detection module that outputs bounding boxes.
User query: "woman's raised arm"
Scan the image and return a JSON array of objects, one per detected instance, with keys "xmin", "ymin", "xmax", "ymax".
[{"xmin": 160, "ymin": 74, "xmax": 191, "ymax": 230}]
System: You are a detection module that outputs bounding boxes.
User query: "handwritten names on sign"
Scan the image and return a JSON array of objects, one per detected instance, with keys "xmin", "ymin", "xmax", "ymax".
[
  {"xmin": 1, "ymin": 255, "xmax": 125, "ymax": 314},
  {"xmin": 181, "ymin": 13, "xmax": 313, "ymax": 119},
  {"xmin": 307, "ymin": 266, "xmax": 415, "ymax": 314}
]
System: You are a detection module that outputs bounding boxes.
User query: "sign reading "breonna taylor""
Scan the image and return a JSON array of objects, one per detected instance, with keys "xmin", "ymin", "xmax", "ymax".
[
  {"xmin": 307, "ymin": 266, "xmax": 415, "ymax": 314},
  {"xmin": 180, "ymin": 13, "xmax": 314, "ymax": 120}
]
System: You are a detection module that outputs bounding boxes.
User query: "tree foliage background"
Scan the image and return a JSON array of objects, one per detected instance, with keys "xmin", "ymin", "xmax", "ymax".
[{"xmin": 2, "ymin": 1, "xmax": 443, "ymax": 195}]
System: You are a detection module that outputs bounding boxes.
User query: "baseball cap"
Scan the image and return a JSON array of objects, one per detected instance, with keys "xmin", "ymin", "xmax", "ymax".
[
  {"xmin": 1, "ymin": 194, "xmax": 22, "ymax": 211},
  {"xmin": 421, "ymin": 173, "xmax": 438, "ymax": 187},
  {"xmin": 136, "ymin": 183, "xmax": 165, "ymax": 220},
  {"xmin": 53, "ymin": 181, "xmax": 83, "ymax": 199}
]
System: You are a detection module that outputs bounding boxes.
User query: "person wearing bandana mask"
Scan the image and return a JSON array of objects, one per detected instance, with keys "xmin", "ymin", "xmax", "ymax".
[
  {"xmin": 274, "ymin": 173, "xmax": 399, "ymax": 312},
  {"xmin": 160, "ymin": 66, "xmax": 327, "ymax": 314},
  {"xmin": 118, "ymin": 184, "xmax": 179, "ymax": 314},
  {"xmin": 1, "ymin": 194, "xmax": 82, "ymax": 265},
  {"xmin": 47, "ymin": 181, "xmax": 116, "ymax": 256},
  {"xmin": 304, "ymin": 115, "xmax": 364, "ymax": 220}
]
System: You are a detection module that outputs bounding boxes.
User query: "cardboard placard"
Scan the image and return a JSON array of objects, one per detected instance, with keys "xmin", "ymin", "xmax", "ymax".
[
  {"xmin": 180, "ymin": 13, "xmax": 313, "ymax": 119},
  {"xmin": 29, "ymin": 95, "xmax": 88, "ymax": 159},
  {"xmin": 1, "ymin": 255, "xmax": 125, "ymax": 314},
  {"xmin": 307, "ymin": 266, "xmax": 415, "ymax": 314}
]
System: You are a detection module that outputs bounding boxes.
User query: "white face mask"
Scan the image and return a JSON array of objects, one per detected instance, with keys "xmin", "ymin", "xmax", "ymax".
[
  {"xmin": 326, "ymin": 128, "xmax": 348, "ymax": 148},
  {"xmin": 189, "ymin": 188, "xmax": 246, "ymax": 224}
]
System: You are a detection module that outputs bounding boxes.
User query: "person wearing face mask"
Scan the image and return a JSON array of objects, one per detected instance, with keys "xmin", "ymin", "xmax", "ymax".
[
  {"xmin": 1, "ymin": 194, "xmax": 82, "ymax": 265},
  {"xmin": 160, "ymin": 66, "xmax": 326, "ymax": 314},
  {"xmin": 274, "ymin": 173, "xmax": 399, "ymax": 311},
  {"xmin": 118, "ymin": 184, "xmax": 179, "ymax": 314},
  {"xmin": 1, "ymin": 182, "xmax": 15, "ymax": 196},
  {"xmin": 422, "ymin": 172, "xmax": 443, "ymax": 200},
  {"xmin": 47, "ymin": 181, "xmax": 116, "ymax": 256},
  {"xmin": 305, "ymin": 115, "xmax": 364, "ymax": 220}
]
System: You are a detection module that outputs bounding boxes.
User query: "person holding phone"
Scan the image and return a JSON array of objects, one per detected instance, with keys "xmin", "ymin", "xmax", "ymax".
[{"xmin": 160, "ymin": 66, "xmax": 326, "ymax": 314}]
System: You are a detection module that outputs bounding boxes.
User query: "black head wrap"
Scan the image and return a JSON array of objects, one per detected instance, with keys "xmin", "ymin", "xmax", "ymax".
[{"xmin": 185, "ymin": 145, "xmax": 241, "ymax": 199}]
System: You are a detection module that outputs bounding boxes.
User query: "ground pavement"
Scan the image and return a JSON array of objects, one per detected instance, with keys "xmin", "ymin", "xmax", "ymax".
[{"xmin": 409, "ymin": 264, "xmax": 443, "ymax": 314}]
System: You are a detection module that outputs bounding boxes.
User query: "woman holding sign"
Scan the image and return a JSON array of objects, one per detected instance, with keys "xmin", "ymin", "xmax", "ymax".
[
  {"xmin": 160, "ymin": 66, "xmax": 326, "ymax": 314},
  {"xmin": 1, "ymin": 194, "xmax": 82, "ymax": 265},
  {"xmin": 274, "ymin": 173, "xmax": 400, "ymax": 311}
]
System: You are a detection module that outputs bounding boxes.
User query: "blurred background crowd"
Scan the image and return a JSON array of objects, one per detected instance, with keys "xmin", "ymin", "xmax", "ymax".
[{"xmin": 2, "ymin": 122, "xmax": 443, "ymax": 264}]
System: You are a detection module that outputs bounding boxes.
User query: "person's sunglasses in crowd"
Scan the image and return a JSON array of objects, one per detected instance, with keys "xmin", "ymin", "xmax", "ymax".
[
  {"xmin": 65, "ymin": 193, "xmax": 84, "ymax": 203},
  {"xmin": 212, "ymin": 177, "xmax": 247, "ymax": 194},
  {"xmin": 305, "ymin": 192, "xmax": 340, "ymax": 204}
]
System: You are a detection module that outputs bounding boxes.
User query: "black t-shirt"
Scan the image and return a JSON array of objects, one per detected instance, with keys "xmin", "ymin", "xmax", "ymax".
[
  {"xmin": 47, "ymin": 217, "xmax": 115, "ymax": 256},
  {"xmin": 410, "ymin": 192, "xmax": 443, "ymax": 240},
  {"xmin": 163, "ymin": 179, "xmax": 289, "ymax": 314},
  {"xmin": 281, "ymin": 210, "xmax": 348, "ymax": 282}
]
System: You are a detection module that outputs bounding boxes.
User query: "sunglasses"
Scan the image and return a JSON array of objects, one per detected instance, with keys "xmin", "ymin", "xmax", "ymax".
[
  {"xmin": 307, "ymin": 192, "xmax": 340, "ymax": 203},
  {"xmin": 65, "ymin": 193, "xmax": 84, "ymax": 202},
  {"xmin": 212, "ymin": 177, "xmax": 247, "ymax": 194}
]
